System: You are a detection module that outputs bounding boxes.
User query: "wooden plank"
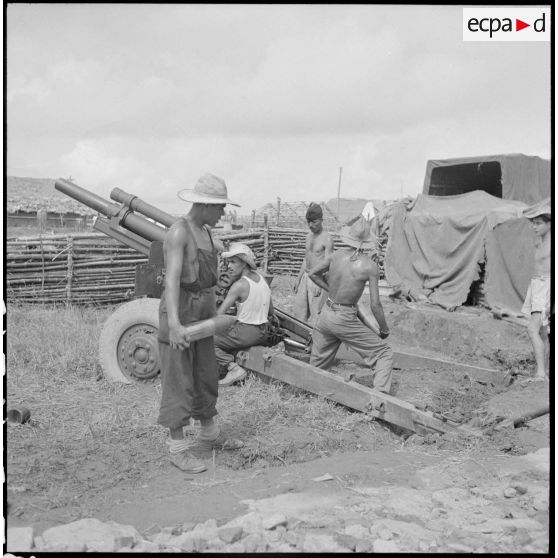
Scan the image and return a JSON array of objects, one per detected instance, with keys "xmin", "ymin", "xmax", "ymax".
[{"xmin": 240, "ymin": 346, "xmax": 479, "ymax": 437}]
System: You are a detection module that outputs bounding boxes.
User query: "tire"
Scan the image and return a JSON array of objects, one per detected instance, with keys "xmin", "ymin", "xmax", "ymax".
[{"xmin": 99, "ymin": 298, "xmax": 161, "ymax": 383}]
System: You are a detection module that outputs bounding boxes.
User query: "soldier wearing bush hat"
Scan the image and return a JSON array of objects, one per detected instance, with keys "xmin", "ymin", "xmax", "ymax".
[
  {"xmin": 521, "ymin": 198, "xmax": 551, "ymax": 381},
  {"xmin": 307, "ymin": 214, "xmax": 394, "ymax": 394},
  {"xmin": 214, "ymin": 243, "xmax": 275, "ymax": 387},
  {"xmin": 157, "ymin": 173, "xmax": 244, "ymax": 474}
]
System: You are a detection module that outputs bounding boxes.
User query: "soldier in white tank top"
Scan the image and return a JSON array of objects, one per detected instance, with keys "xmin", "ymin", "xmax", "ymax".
[
  {"xmin": 236, "ymin": 274, "xmax": 271, "ymax": 325},
  {"xmin": 214, "ymin": 243, "xmax": 275, "ymax": 386}
]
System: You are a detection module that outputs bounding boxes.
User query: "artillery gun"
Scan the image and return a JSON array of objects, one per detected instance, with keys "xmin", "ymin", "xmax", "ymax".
[
  {"xmin": 55, "ymin": 179, "xmax": 228, "ymax": 383},
  {"xmin": 55, "ymin": 179, "xmax": 495, "ymax": 438},
  {"xmin": 54, "ymin": 178, "xmax": 287, "ymax": 384}
]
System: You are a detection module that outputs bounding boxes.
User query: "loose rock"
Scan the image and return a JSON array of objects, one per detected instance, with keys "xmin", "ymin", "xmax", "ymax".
[
  {"xmin": 218, "ymin": 526, "xmax": 244, "ymax": 544},
  {"xmin": 355, "ymin": 539, "xmax": 374, "ymax": 553},
  {"xmin": 344, "ymin": 523, "xmax": 370, "ymax": 539},
  {"xmin": 243, "ymin": 533, "xmax": 268, "ymax": 553},
  {"xmin": 335, "ymin": 533, "xmax": 359, "ymax": 551},
  {"xmin": 36, "ymin": 518, "xmax": 140, "ymax": 552},
  {"xmin": 222, "ymin": 511, "xmax": 263, "ymax": 534},
  {"xmin": 303, "ymin": 533, "xmax": 346, "ymax": 553},
  {"xmin": 373, "ymin": 539, "xmax": 400, "ymax": 552},
  {"xmin": 503, "ymin": 487, "xmax": 517, "ymax": 498},
  {"xmin": 262, "ymin": 513, "xmax": 288, "ymax": 530},
  {"xmin": 509, "ymin": 483, "xmax": 528, "ymax": 495},
  {"xmin": 6, "ymin": 526, "xmax": 34, "ymax": 552}
]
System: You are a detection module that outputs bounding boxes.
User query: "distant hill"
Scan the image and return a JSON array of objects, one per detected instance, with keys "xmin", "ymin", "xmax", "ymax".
[{"xmin": 6, "ymin": 176, "xmax": 97, "ymax": 216}]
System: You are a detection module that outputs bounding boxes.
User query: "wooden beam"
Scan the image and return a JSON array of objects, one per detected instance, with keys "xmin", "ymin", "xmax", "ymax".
[
  {"xmin": 335, "ymin": 344, "xmax": 505, "ymax": 385},
  {"xmin": 239, "ymin": 346, "xmax": 480, "ymax": 437}
]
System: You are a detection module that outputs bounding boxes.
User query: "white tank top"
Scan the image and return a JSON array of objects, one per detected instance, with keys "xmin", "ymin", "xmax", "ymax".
[{"xmin": 236, "ymin": 273, "xmax": 271, "ymax": 325}]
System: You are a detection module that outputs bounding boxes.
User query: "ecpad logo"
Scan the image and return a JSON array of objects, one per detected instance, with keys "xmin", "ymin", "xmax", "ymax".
[{"xmin": 463, "ymin": 8, "xmax": 550, "ymax": 42}]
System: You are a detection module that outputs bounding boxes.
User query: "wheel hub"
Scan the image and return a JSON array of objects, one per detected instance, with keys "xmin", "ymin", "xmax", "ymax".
[{"xmin": 117, "ymin": 324, "xmax": 160, "ymax": 380}]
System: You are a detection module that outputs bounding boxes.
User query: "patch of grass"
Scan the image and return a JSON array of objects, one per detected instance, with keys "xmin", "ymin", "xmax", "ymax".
[
  {"xmin": 491, "ymin": 348, "xmax": 534, "ymax": 377},
  {"xmin": 6, "ymin": 303, "xmax": 166, "ymax": 520},
  {"xmin": 6, "ymin": 302, "xmax": 396, "ymax": 522},
  {"xmin": 216, "ymin": 375, "xmax": 395, "ymax": 468}
]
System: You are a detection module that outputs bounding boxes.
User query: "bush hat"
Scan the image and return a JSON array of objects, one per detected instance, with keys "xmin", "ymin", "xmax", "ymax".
[
  {"xmin": 338, "ymin": 215, "xmax": 377, "ymax": 250},
  {"xmin": 523, "ymin": 200, "xmax": 551, "ymax": 220},
  {"xmin": 178, "ymin": 173, "xmax": 240, "ymax": 206},
  {"xmin": 221, "ymin": 243, "xmax": 257, "ymax": 270}
]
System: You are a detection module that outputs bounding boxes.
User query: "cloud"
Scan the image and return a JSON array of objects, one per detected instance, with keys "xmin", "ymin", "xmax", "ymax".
[{"xmin": 7, "ymin": 4, "xmax": 551, "ymax": 212}]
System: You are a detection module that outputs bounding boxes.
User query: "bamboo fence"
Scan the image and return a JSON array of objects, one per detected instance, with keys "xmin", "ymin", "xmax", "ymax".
[
  {"xmin": 6, "ymin": 229, "xmax": 387, "ymax": 305},
  {"xmin": 6, "ymin": 233, "xmax": 143, "ymax": 305}
]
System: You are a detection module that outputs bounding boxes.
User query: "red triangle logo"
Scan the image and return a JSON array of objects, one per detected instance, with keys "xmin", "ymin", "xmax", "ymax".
[{"xmin": 516, "ymin": 19, "xmax": 530, "ymax": 31}]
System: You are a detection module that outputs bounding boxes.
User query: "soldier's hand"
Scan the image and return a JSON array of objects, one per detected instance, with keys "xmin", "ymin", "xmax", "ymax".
[
  {"xmin": 379, "ymin": 329, "xmax": 390, "ymax": 340},
  {"xmin": 169, "ymin": 327, "xmax": 191, "ymax": 351}
]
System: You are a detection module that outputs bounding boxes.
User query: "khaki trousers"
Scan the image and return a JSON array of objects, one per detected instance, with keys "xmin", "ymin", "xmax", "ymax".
[{"xmin": 310, "ymin": 304, "xmax": 393, "ymax": 393}]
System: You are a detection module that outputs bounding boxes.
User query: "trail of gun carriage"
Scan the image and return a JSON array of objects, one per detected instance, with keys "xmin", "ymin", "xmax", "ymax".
[{"xmin": 5, "ymin": 157, "xmax": 550, "ymax": 554}]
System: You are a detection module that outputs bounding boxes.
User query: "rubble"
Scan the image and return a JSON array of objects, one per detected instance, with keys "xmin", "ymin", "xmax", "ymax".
[{"xmin": 7, "ymin": 447, "xmax": 549, "ymax": 554}]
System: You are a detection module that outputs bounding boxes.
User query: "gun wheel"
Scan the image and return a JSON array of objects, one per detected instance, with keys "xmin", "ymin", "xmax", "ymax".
[{"xmin": 99, "ymin": 298, "xmax": 160, "ymax": 383}]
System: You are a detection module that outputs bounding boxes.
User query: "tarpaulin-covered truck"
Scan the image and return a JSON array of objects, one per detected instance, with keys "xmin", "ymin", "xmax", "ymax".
[{"xmin": 385, "ymin": 153, "xmax": 550, "ymax": 313}]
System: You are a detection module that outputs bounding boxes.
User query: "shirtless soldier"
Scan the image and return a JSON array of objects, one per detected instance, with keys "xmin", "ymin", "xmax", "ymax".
[
  {"xmin": 308, "ymin": 215, "xmax": 394, "ymax": 394},
  {"xmin": 294, "ymin": 202, "xmax": 334, "ymax": 325},
  {"xmin": 157, "ymin": 173, "xmax": 244, "ymax": 473}
]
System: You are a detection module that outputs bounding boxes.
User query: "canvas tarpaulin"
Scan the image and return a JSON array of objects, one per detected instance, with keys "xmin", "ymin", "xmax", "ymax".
[
  {"xmin": 384, "ymin": 191, "xmax": 530, "ymax": 311},
  {"xmin": 484, "ymin": 217, "xmax": 535, "ymax": 316},
  {"xmin": 423, "ymin": 153, "xmax": 550, "ymax": 206}
]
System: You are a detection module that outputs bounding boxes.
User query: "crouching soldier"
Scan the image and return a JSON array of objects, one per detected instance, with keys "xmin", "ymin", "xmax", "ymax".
[{"xmin": 214, "ymin": 243, "xmax": 275, "ymax": 386}]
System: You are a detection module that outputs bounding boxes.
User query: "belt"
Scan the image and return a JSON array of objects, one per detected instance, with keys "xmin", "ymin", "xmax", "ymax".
[{"xmin": 326, "ymin": 298, "xmax": 356, "ymax": 309}]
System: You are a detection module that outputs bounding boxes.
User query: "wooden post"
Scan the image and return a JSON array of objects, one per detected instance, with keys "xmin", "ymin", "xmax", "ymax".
[
  {"xmin": 66, "ymin": 236, "xmax": 74, "ymax": 305},
  {"xmin": 276, "ymin": 197, "xmax": 281, "ymax": 227},
  {"xmin": 251, "ymin": 210, "xmax": 256, "ymax": 229},
  {"xmin": 336, "ymin": 167, "xmax": 343, "ymax": 221},
  {"xmin": 37, "ymin": 208, "xmax": 47, "ymax": 232},
  {"xmin": 263, "ymin": 215, "xmax": 269, "ymax": 273}
]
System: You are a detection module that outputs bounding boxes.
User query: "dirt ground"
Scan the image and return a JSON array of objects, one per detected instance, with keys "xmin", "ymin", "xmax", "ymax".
[{"xmin": 6, "ymin": 276, "xmax": 550, "ymax": 553}]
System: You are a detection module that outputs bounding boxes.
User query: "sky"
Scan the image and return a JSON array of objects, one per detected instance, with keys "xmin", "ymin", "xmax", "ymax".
[{"xmin": 5, "ymin": 4, "xmax": 551, "ymax": 215}]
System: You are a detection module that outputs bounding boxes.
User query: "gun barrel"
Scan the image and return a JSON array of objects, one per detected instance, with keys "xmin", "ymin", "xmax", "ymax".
[
  {"xmin": 118, "ymin": 211, "xmax": 167, "ymax": 243},
  {"xmin": 55, "ymin": 178, "xmax": 116, "ymax": 216},
  {"xmin": 55, "ymin": 178, "xmax": 167, "ymax": 243},
  {"xmin": 111, "ymin": 187, "xmax": 177, "ymax": 228}
]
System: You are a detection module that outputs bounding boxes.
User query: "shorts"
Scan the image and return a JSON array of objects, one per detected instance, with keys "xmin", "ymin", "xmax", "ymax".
[{"xmin": 521, "ymin": 276, "xmax": 550, "ymax": 327}]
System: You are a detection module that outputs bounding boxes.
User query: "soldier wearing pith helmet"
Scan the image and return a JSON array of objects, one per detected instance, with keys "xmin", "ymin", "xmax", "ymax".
[{"xmin": 157, "ymin": 173, "xmax": 244, "ymax": 473}]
